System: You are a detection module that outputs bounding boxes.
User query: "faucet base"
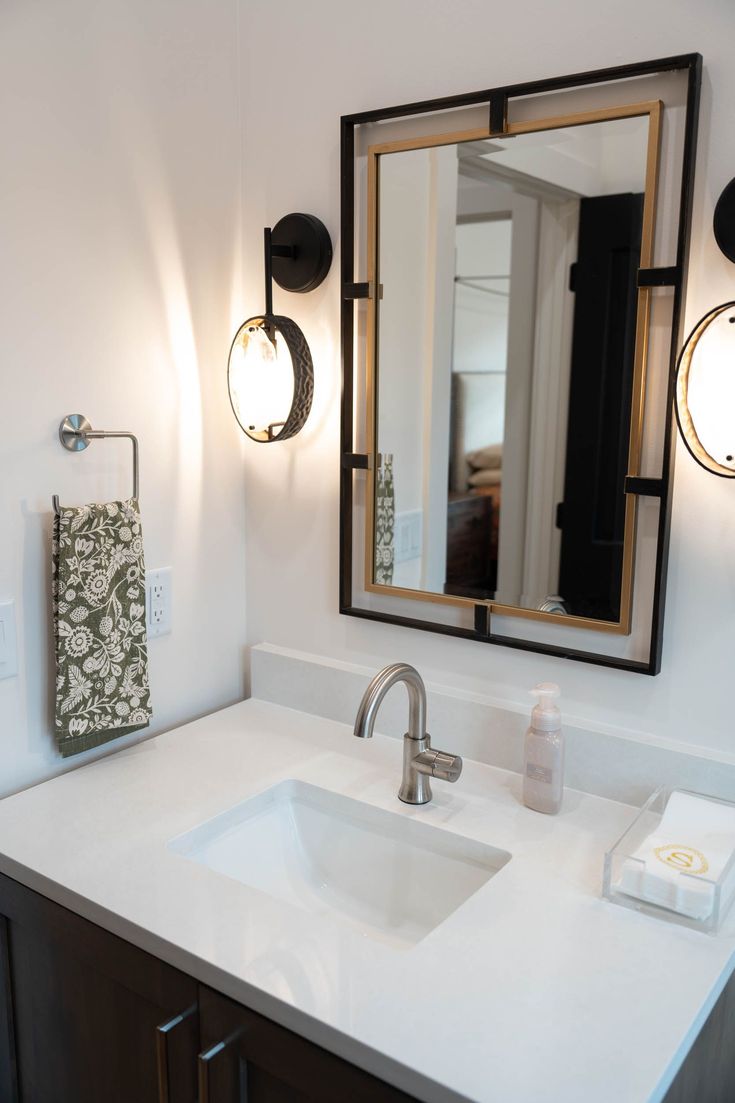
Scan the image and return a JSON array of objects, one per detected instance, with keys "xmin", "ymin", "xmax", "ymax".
[
  {"xmin": 398, "ymin": 785, "xmax": 432, "ymax": 805},
  {"xmin": 397, "ymin": 734, "xmax": 433, "ymax": 804}
]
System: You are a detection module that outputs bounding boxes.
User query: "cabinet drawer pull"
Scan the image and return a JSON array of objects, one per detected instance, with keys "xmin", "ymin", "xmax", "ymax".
[
  {"xmin": 156, "ymin": 1004, "xmax": 197, "ymax": 1103},
  {"xmin": 198, "ymin": 1040, "xmax": 228, "ymax": 1103},
  {"xmin": 198, "ymin": 1032, "xmax": 245, "ymax": 1103}
]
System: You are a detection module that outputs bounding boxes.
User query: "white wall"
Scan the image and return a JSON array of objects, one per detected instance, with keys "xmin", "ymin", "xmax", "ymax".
[
  {"xmin": 239, "ymin": 0, "xmax": 735, "ymax": 763},
  {"xmin": 375, "ymin": 145, "xmax": 456, "ymax": 593},
  {"xmin": 376, "ymin": 150, "xmax": 429, "ymax": 524},
  {"xmin": 3, "ymin": 0, "xmax": 732, "ymax": 797},
  {"xmin": 420, "ymin": 145, "xmax": 456, "ymax": 592},
  {"xmin": 0, "ymin": 0, "xmax": 249, "ymax": 795},
  {"xmin": 453, "ymin": 219, "xmax": 511, "ymax": 379}
]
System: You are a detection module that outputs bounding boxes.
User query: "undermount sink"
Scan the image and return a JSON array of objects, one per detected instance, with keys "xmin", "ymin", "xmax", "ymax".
[{"xmin": 169, "ymin": 779, "xmax": 511, "ymax": 948}]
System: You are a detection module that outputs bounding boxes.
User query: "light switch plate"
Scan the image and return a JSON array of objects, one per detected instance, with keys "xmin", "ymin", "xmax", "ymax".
[
  {"xmin": 145, "ymin": 568, "xmax": 172, "ymax": 638},
  {"xmin": 0, "ymin": 601, "xmax": 18, "ymax": 680}
]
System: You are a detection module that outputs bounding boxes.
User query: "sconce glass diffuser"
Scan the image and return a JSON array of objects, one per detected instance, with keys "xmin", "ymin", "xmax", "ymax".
[
  {"xmin": 675, "ymin": 301, "xmax": 735, "ymax": 478},
  {"xmin": 228, "ymin": 315, "xmax": 314, "ymax": 442}
]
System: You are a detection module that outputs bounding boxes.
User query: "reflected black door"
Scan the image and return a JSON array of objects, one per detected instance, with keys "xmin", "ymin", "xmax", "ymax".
[{"xmin": 557, "ymin": 192, "xmax": 643, "ymax": 622}]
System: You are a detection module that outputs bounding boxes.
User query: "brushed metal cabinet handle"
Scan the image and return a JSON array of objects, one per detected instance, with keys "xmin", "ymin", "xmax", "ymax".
[
  {"xmin": 197, "ymin": 1040, "xmax": 228, "ymax": 1103},
  {"xmin": 156, "ymin": 1004, "xmax": 197, "ymax": 1103}
]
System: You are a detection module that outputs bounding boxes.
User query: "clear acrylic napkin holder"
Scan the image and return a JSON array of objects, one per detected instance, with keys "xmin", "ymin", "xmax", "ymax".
[{"xmin": 602, "ymin": 786, "xmax": 735, "ymax": 934}]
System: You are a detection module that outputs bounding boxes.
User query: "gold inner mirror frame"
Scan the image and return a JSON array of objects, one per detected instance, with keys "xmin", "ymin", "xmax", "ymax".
[{"xmin": 363, "ymin": 101, "xmax": 663, "ymax": 636}]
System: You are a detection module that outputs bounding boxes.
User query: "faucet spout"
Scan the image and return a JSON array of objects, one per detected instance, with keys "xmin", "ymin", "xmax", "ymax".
[
  {"xmin": 353, "ymin": 662, "xmax": 427, "ymax": 741},
  {"xmin": 353, "ymin": 663, "xmax": 462, "ymax": 805}
]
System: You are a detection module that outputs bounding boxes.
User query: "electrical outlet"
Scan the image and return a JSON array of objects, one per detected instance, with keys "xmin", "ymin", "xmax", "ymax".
[
  {"xmin": 145, "ymin": 568, "xmax": 172, "ymax": 638},
  {"xmin": 395, "ymin": 510, "xmax": 422, "ymax": 563}
]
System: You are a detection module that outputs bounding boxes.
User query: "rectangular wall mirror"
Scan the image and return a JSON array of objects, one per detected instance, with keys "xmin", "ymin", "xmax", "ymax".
[{"xmin": 341, "ymin": 56, "xmax": 702, "ymax": 674}]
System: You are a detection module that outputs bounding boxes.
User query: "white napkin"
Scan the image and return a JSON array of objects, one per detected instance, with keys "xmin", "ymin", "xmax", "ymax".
[{"xmin": 617, "ymin": 791, "xmax": 735, "ymax": 921}]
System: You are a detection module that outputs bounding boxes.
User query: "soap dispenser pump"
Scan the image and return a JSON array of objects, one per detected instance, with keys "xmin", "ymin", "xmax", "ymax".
[{"xmin": 523, "ymin": 682, "xmax": 564, "ymax": 814}]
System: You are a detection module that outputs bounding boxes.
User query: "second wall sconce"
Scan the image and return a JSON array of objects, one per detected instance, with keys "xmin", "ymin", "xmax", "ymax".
[
  {"xmin": 675, "ymin": 301, "xmax": 735, "ymax": 478},
  {"xmin": 228, "ymin": 213, "xmax": 332, "ymax": 443},
  {"xmin": 675, "ymin": 178, "xmax": 735, "ymax": 478}
]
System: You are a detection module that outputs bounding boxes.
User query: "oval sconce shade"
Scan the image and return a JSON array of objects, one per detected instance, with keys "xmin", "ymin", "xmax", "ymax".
[
  {"xmin": 675, "ymin": 301, "xmax": 735, "ymax": 478},
  {"xmin": 227, "ymin": 315, "xmax": 314, "ymax": 442},
  {"xmin": 229, "ymin": 212, "xmax": 331, "ymax": 443}
]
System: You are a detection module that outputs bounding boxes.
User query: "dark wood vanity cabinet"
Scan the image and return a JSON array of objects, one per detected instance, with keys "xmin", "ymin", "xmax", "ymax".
[
  {"xmin": 2, "ymin": 869, "xmax": 733, "ymax": 1103},
  {"xmin": 0, "ymin": 872, "xmax": 199, "ymax": 1103},
  {"xmin": 197, "ymin": 985, "xmax": 415, "ymax": 1103},
  {"xmin": 0, "ymin": 872, "xmax": 416, "ymax": 1103}
]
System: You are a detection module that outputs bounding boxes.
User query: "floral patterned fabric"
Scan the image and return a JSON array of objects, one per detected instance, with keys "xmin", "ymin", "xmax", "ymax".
[
  {"xmin": 375, "ymin": 453, "xmax": 395, "ymax": 585},
  {"xmin": 52, "ymin": 499, "xmax": 151, "ymax": 758}
]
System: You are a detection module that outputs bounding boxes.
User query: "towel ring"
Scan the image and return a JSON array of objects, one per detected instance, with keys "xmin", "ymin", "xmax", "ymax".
[{"xmin": 52, "ymin": 414, "xmax": 140, "ymax": 514}]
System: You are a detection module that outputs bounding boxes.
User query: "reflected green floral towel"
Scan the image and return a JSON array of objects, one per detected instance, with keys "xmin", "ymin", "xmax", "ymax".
[
  {"xmin": 52, "ymin": 499, "xmax": 151, "ymax": 758},
  {"xmin": 375, "ymin": 453, "xmax": 395, "ymax": 585}
]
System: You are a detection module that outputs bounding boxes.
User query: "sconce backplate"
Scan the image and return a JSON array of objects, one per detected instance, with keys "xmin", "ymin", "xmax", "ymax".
[
  {"xmin": 271, "ymin": 213, "xmax": 332, "ymax": 293},
  {"xmin": 714, "ymin": 178, "xmax": 735, "ymax": 263}
]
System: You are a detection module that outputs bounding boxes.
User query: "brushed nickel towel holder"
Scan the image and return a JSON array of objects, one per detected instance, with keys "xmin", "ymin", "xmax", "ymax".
[{"xmin": 52, "ymin": 414, "xmax": 140, "ymax": 513}]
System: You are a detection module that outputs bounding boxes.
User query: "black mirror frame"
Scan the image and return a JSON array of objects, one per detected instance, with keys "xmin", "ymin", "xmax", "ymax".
[{"xmin": 339, "ymin": 53, "xmax": 702, "ymax": 676}]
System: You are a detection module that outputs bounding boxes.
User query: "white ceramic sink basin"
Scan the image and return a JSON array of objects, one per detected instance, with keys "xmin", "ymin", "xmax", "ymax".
[{"xmin": 169, "ymin": 779, "xmax": 511, "ymax": 947}]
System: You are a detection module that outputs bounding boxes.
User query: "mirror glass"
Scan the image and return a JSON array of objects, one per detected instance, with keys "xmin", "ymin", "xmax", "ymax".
[{"xmin": 374, "ymin": 115, "xmax": 650, "ymax": 623}]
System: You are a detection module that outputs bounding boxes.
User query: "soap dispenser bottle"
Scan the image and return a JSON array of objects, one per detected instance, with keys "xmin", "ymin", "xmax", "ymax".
[{"xmin": 523, "ymin": 682, "xmax": 564, "ymax": 814}]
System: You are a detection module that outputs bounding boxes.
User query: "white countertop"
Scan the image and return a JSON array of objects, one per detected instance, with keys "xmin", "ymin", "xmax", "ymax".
[{"xmin": 0, "ymin": 698, "xmax": 733, "ymax": 1103}]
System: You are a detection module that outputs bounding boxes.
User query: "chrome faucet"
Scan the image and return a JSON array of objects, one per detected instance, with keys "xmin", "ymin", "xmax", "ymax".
[{"xmin": 353, "ymin": 663, "xmax": 463, "ymax": 805}]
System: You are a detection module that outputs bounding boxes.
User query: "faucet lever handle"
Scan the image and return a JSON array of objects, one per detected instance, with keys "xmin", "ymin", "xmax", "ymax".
[
  {"xmin": 414, "ymin": 748, "xmax": 463, "ymax": 784},
  {"xmin": 431, "ymin": 749, "xmax": 463, "ymax": 783}
]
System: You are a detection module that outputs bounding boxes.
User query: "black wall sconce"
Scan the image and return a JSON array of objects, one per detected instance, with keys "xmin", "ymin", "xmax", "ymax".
[
  {"xmin": 228, "ymin": 213, "xmax": 332, "ymax": 442},
  {"xmin": 674, "ymin": 180, "xmax": 735, "ymax": 477}
]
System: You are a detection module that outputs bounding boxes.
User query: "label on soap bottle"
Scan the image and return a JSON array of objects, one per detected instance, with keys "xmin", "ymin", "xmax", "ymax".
[{"xmin": 526, "ymin": 762, "xmax": 553, "ymax": 785}]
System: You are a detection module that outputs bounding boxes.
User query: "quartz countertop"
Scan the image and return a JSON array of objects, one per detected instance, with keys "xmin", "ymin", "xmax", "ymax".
[{"xmin": 0, "ymin": 698, "xmax": 733, "ymax": 1103}]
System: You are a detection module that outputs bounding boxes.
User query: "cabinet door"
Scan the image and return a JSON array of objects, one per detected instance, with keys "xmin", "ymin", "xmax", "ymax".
[
  {"xmin": 0, "ymin": 916, "xmax": 19, "ymax": 1102},
  {"xmin": 198, "ymin": 985, "xmax": 418, "ymax": 1103},
  {"xmin": 0, "ymin": 871, "xmax": 199, "ymax": 1103},
  {"xmin": 662, "ymin": 968, "xmax": 735, "ymax": 1103}
]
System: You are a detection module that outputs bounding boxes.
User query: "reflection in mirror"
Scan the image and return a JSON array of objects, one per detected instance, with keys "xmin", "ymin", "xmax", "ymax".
[{"xmin": 374, "ymin": 115, "xmax": 650, "ymax": 623}]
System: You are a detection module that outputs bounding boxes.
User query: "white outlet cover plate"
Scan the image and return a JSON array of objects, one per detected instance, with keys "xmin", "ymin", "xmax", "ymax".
[{"xmin": 146, "ymin": 568, "xmax": 172, "ymax": 638}]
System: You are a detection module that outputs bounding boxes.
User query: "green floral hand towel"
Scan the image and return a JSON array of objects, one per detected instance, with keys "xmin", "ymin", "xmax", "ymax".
[{"xmin": 52, "ymin": 499, "xmax": 152, "ymax": 758}]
